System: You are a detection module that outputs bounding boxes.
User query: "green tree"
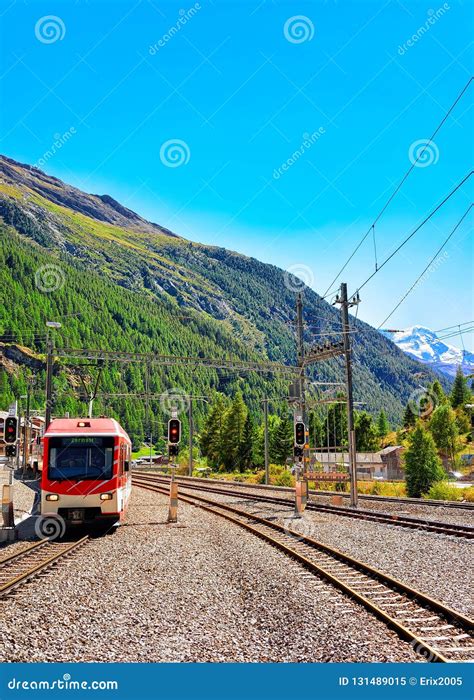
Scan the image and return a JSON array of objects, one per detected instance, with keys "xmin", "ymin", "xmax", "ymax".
[
  {"xmin": 403, "ymin": 402, "xmax": 416, "ymax": 429},
  {"xmin": 355, "ymin": 411, "xmax": 379, "ymax": 452},
  {"xmin": 376, "ymin": 409, "xmax": 389, "ymax": 438},
  {"xmin": 454, "ymin": 407, "xmax": 471, "ymax": 436},
  {"xmin": 240, "ymin": 414, "xmax": 255, "ymax": 470},
  {"xmin": 430, "ymin": 380, "xmax": 447, "ymax": 407},
  {"xmin": 429, "ymin": 404, "xmax": 459, "ymax": 466},
  {"xmin": 221, "ymin": 392, "xmax": 248, "ymax": 471},
  {"xmin": 201, "ymin": 394, "xmax": 229, "ymax": 469},
  {"xmin": 309, "ymin": 410, "xmax": 325, "ymax": 449},
  {"xmin": 404, "ymin": 424, "xmax": 445, "ymax": 497},
  {"xmin": 450, "ymin": 366, "xmax": 470, "ymax": 409},
  {"xmin": 325, "ymin": 399, "xmax": 347, "ymax": 448},
  {"xmin": 272, "ymin": 413, "xmax": 293, "ymax": 465}
]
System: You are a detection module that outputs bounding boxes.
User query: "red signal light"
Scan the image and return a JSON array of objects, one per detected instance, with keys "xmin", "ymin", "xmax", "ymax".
[
  {"xmin": 294, "ymin": 421, "xmax": 305, "ymax": 446},
  {"xmin": 168, "ymin": 419, "xmax": 181, "ymax": 445},
  {"xmin": 4, "ymin": 416, "xmax": 18, "ymax": 444}
]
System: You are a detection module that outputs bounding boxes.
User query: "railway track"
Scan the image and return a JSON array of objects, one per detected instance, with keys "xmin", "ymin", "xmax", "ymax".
[
  {"xmin": 134, "ymin": 470, "xmax": 474, "ymax": 510},
  {"xmin": 0, "ymin": 537, "xmax": 89, "ymax": 598},
  {"xmin": 133, "ymin": 476, "xmax": 474, "ymax": 663},
  {"xmin": 134, "ymin": 473, "xmax": 474, "ymax": 539}
]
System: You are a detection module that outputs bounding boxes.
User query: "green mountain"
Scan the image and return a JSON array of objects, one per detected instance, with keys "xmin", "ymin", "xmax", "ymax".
[{"xmin": 0, "ymin": 155, "xmax": 447, "ymax": 444}]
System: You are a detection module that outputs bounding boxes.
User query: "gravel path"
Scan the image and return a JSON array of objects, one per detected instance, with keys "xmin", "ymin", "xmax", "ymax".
[
  {"xmin": 164, "ymin": 483, "xmax": 474, "ymax": 617},
  {"xmin": 0, "ymin": 486, "xmax": 420, "ymax": 663}
]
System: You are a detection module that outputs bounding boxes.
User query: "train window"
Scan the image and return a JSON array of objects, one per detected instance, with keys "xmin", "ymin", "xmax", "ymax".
[{"xmin": 48, "ymin": 436, "xmax": 114, "ymax": 481}]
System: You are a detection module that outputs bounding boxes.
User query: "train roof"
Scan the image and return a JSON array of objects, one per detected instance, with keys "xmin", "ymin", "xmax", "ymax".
[{"xmin": 44, "ymin": 417, "xmax": 130, "ymax": 440}]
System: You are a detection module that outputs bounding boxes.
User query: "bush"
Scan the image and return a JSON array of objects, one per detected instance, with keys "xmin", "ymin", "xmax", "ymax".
[
  {"xmin": 274, "ymin": 470, "xmax": 294, "ymax": 487},
  {"xmin": 462, "ymin": 486, "xmax": 474, "ymax": 502},
  {"xmin": 424, "ymin": 482, "xmax": 463, "ymax": 501}
]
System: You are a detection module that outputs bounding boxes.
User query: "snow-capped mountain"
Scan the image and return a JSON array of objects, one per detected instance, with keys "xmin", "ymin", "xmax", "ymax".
[{"xmin": 381, "ymin": 326, "xmax": 474, "ymax": 379}]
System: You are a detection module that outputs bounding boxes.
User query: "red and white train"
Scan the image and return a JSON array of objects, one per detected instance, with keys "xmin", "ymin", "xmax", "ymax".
[{"xmin": 41, "ymin": 417, "xmax": 132, "ymax": 528}]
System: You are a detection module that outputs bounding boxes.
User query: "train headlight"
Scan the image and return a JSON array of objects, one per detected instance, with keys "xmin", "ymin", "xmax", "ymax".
[
  {"xmin": 45, "ymin": 494, "xmax": 59, "ymax": 501},
  {"xmin": 100, "ymin": 493, "xmax": 113, "ymax": 501}
]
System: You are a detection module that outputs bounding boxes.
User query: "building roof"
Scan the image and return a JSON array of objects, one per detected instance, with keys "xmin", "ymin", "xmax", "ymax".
[{"xmin": 379, "ymin": 446, "xmax": 403, "ymax": 454}]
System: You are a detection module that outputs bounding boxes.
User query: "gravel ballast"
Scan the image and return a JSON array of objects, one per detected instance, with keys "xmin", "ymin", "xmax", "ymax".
[
  {"xmin": 0, "ymin": 486, "xmax": 420, "ymax": 663},
  {"xmin": 174, "ymin": 485, "xmax": 473, "ymax": 618}
]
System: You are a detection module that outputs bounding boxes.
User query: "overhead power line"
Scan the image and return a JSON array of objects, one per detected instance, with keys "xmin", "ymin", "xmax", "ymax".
[
  {"xmin": 377, "ymin": 205, "xmax": 473, "ymax": 329},
  {"xmin": 350, "ymin": 171, "xmax": 473, "ymax": 297},
  {"xmin": 433, "ymin": 321, "xmax": 473, "ymax": 334},
  {"xmin": 322, "ymin": 77, "xmax": 473, "ymax": 299}
]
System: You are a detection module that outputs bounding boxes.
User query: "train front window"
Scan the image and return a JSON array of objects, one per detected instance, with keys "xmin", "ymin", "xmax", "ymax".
[{"xmin": 48, "ymin": 437, "xmax": 114, "ymax": 481}]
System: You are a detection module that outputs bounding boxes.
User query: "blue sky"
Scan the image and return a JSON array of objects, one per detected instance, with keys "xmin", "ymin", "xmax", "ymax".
[{"xmin": 1, "ymin": 0, "xmax": 473, "ymax": 349}]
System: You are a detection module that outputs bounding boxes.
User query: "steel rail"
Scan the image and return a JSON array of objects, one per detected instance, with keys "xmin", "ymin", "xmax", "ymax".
[
  {"xmin": 0, "ymin": 536, "xmax": 89, "ymax": 598},
  {"xmin": 134, "ymin": 473, "xmax": 474, "ymax": 539},
  {"xmin": 133, "ymin": 478, "xmax": 473, "ymax": 663},
  {"xmin": 133, "ymin": 471, "xmax": 474, "ymax": 510}
]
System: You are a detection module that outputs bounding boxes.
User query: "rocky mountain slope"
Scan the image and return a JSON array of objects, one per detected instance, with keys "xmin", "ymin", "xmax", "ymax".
[{"xmin": 0, "ymin": 155, "xmax": 449, "ymax": 426}]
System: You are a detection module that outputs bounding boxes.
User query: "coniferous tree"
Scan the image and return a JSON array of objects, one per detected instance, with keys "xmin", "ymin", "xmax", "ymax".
[
  {"xmin": 429, "ymin": 404, "xmax": 459, "ymax": 466},
  {"xmin": 403, "ymin": 402, "xmax": 416, "ymax": 429},
  {"xmin": 404, "ymin": 424, "xmax": 445, "ymax": 497},
  {"xmin": 201, "ymin": 394, "xmax": 228, "ymax": 469},
  {"xmin": 221, "ymin": 392, "xmax": 247, "ymax": 471},
  {"xmin": 309, "ymin": 410, "xmax": 325, "ymax": 449},
  {"xmin": 355, "ymin": 411, "xmax": 379, "ymax": 452},
  {"xmin": 272, "ymin": 413, "xmax": 293, "ymax": 465},
  {"xmin": 430, "ymin": 380, "xmax": 446, "ymax": 407},
  {"xmin": 376, "ymin": 409, "xmax": 389, "ymax": 438},
  {"xmin": 450, "ymin": 367, "xmax": 470, "ymax": 409},
  {"xmin": 240, "ymin": 413, "xmax": 255, "ymax": 470}
]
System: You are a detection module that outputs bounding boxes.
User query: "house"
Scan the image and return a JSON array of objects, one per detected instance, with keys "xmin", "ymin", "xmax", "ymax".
[{"xmin": 310, "ymin": 446, "xmax": 405, "ymax": 481}]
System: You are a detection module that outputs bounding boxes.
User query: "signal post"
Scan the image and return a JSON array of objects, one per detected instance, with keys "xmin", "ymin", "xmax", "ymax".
[
  {"xmin": 1, "ymin": 407, "xmax": 18, "ymax": 539},
  {"xmin": 167, "ymin": 415, "xmax": 181, "ymax": 523},
  {"xmin": 293, "ymin": 413, "xmax": 308, "ymax": 516}
]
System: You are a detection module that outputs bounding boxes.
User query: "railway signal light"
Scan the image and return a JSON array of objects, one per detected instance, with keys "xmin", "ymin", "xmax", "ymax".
[
  {"xmin": 294, "ymin": 421, "xmax": 305, "ymax": 446},
  {"xmin": 6, "ymin": 444, "xmax": 17, "ymax": 458},
  {"xmin": 168, "ymin": 418, "xmax": 181, "ymax": 445},
  {"xmin": 294, "ymin": 446, "xmax": 304, "ymax": 459},
  {"xmin": 4, "ymin": 416, "xmax": 18, "ymax": 444}
]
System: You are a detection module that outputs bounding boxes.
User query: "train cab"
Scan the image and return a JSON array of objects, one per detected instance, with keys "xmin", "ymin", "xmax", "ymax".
[{"xmin": 41, "ymin": 417, "xmax": 132, "ymax": 528}]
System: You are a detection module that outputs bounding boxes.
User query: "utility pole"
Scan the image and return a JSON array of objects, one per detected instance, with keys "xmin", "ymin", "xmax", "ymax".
[
  {"xmin": 296, "ymin": 293, "xmax": 306, "ymax": 413},
  {"xmin": 335, "ymin": 283, "xmax": 360, "ymax": 508},
  {"xmin": 45, "ymin": 336, "xmax": 54, "ymax": 429},
  {"xmin": 45, "ymin": 322, "xmax": 61, "ymax": 429},
  {"xmin": 188, "ymin": 399, "xmax": 193, "ymax": 476},
  {"xmin": 22, "ymin": 379, "xmax": 32, "ymax": 475},
  {"xmin": 263, "ymin": 398, "xmax": 269, "ymax": 485}
]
